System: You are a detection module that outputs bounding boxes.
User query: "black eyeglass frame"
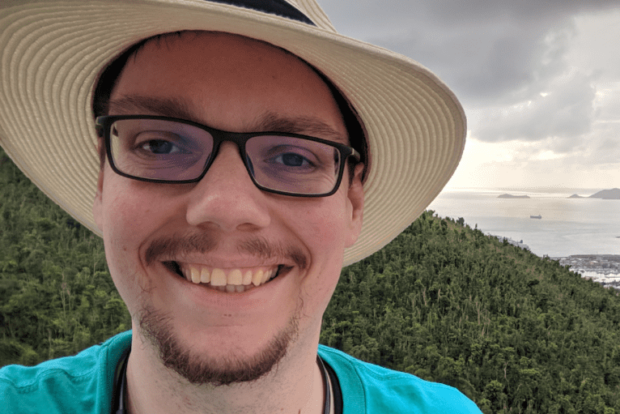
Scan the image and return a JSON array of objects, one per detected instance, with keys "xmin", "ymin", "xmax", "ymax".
[{"xmin": 95, "ymin": 115, "xmax": 361, "ymax": 197}]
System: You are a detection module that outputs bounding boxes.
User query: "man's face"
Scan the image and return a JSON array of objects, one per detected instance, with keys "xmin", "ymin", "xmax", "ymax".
[{"xmin": 93, "ymin": 32, "xmax": 364, "ymax": 384}]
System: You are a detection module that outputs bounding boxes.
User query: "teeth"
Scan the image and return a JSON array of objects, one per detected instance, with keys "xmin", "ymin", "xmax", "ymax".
[
  {"xmin": 190, "ymin": 266, "xmax": 201, "ymax": 284},
  {"xmin": 228, "ymin": 269, "xmax": 243, "ymax": 285},
  {"xmin": 262, "ymin": 269, "xmax": 272, "ymax": 284},
  {"xmin": 253, "ymin": 270, "xmax": 264, "ymax": 287},
  {"xmin": 211, "ymin": 269, "xmax": 227, "ymax": 286},
  {"xmin": 200, "ymin": 268, "xmax": 210, "ymax": 284},
  {"xmin": 242, "ymin": 270, "xmax": 253, "ymax": 286},
  {"xmin": 178, "ymin": 264, "xmax": 281, "ymax": 291}
]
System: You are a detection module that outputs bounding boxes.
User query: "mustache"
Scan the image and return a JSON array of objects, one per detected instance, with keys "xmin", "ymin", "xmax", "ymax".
[{"xmin": 144, "ymin": 232, "xmax": 307, "ymax": 270}]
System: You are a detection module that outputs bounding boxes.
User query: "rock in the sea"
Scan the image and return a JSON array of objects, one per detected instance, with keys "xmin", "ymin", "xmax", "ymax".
[
  {"xmin": 498, "ymin": 194, "xmax": 530, "ymax": 199},
  {"xmin": 589, "ymin": 188, "xmax": 620, "ymax": 200}
]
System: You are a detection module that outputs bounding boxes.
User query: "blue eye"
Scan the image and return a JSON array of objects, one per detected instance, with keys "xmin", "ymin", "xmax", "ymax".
[
  {"xmin": 141, "ymin": 140, "xmax": 181, "ymax": 155},
  {"xmin": 133, "ymin": 130, "xmax": 194, "ymax": 156},
  {"xmin": 275, "ymin": 153, "xmax": 310, "ymax": 167}
]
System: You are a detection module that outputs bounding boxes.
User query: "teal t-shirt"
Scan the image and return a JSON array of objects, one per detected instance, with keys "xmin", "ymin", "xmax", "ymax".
[
  {"xmin": 0, "ymin": 331, "xmax": 480, "ymax": 413},
  {"xmin": 319, "ymin": 346, "xmax": 481, "ymax": 413},
  {"xmin": 0, "ymin": 331, "xmax": 130, "ymax": 414}
]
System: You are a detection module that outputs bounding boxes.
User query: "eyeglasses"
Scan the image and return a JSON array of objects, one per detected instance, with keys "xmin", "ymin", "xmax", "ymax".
[{"xmin": 95, "ymin": 115, "xmax": 360, "ymax": 197}]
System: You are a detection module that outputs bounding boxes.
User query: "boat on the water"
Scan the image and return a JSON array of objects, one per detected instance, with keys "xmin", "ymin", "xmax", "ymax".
[{"xmin": 530, "ymin": 215, "xmax": 542, "ymax": 219}]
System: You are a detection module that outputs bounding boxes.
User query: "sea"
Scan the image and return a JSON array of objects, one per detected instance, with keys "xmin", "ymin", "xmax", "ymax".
[{"xmin": 428, "ymin": 187, "xmax": 620, "ymax": 258}]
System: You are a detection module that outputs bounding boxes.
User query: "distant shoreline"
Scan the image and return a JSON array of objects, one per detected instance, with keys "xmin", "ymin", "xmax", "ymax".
[
  {"xmin": 498, "ymin": 193, "xmax": 529, "ymax": 199},
  {"xmin": 553, "ymin": 255, "xmax": 620, "ymax": 288},
  {"xmin": 442, "ymin": 187, "xmax": 620, "ymax": 200},
  {"xmin": 493, "ymin": 189, "xmax": 620, "ymax": 200},
  {"xmin": 550, "ymin": 254, "xmax": 620, "ymax": 260},
  {"xmin": 429, "ymin": 191, "xmax": 620, "ymax": 266}
]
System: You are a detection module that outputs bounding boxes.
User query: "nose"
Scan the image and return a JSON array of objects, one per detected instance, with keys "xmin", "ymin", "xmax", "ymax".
[{"xmin": 185, "ymin": 142, "xmax": 271, "ymax": 231}]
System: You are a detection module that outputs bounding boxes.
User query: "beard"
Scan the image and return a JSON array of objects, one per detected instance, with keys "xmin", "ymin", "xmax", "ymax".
[
  {"xmin": 137, "ymin": 303, "xmax": 300, "ymax": 386},
  {"xmin": 135, "ymin": 231, "xmax": 305, "ymax": 386}
]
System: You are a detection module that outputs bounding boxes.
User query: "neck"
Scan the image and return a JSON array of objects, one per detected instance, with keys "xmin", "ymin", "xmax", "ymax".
[{"xmin": 124, "ymin": 329, "xmax": 326, "ymax": 414}]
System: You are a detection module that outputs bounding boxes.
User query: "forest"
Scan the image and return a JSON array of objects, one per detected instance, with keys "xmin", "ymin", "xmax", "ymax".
[{"xmin": 2, "ymin": 146, "xmax": 620, "ymax": 414}]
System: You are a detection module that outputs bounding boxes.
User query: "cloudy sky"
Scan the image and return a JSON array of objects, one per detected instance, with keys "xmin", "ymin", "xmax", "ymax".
[{"xmin": 319, "ymin": 0, "xmax": 620, "ymax": 190}]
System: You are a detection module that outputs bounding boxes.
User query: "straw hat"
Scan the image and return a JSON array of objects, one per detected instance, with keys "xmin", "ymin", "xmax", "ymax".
[{"xmin": 0, "ymin": 0, "xmax": 466, "ymax": 266}]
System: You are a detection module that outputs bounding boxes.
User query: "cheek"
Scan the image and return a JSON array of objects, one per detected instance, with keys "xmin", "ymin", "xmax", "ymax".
[
  {"xmin": 99, "ymin": 179, "xmax": 172, "ymax": 310},
  {"xmin": 100, "ymin": 176, "xmax": 180, "ymax": 251},
  {"xmin": 101, "ymin": 184, "xmax": 144, "ymax": 256},
  {"xmin": 294, "ymin": 198, "xmax": 349, "ymax": 312},
  {"xmin": 298, "ymin": 200, "xmax": 349, "ymax": 259},
  {"xmin": 100, "ymin": 189, "xmax": 144, "ymax": 311}
]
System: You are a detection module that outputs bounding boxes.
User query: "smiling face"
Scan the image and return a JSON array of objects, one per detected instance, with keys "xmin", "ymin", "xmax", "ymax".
[{"xmin": 93, "ymin": 32, "xmax": 364, "ymax": 385}]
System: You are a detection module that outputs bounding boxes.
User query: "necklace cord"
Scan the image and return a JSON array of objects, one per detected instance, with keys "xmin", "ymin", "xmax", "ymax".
[
  {"xmin": 317, "ymin": 356, "xmax": 331, "ymax": 414},
  {"xmin": 113, "ymin": 345, "xmax": 131, "ymax": 414}
]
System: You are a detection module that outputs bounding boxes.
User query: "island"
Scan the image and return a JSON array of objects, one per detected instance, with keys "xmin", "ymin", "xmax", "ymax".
[
  {"xmin": 568, "ymin": 194, "xmax": 584, "ymax": 198},
  {"xmin": 498, "ymin": 194, "xmax": 530, "ymax": 199},
  {"xmin": 589, "ymin": 188, "xmax": 620, "ymax": 200}
]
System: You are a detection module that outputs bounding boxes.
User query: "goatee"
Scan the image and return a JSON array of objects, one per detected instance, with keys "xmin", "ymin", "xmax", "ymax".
[{"xmin": 138, "ymin": 304, "xmax": 299, "ymax": 386}]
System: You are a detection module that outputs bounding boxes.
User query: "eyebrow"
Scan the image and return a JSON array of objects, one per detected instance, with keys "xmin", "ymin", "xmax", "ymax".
[
  {"xmin": 108, "ymin": 95, "xmax": 196, "ymax": 122},
  {"xmin": 107, "ymin": 95, "xmax": 348, "ymax": 143},
  {"xmin": 257, "ymin": 111, "xmax": 347, "ymax": 143}
]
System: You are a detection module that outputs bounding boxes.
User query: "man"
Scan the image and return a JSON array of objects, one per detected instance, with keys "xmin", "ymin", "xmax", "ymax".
[{"xmin": 0, "ymin": 1, "xmax": 479, "ymax": 413}]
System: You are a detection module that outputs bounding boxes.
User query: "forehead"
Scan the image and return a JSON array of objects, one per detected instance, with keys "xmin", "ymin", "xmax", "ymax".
[{"xmin": 109, "ymin": 32, "xmax": 347, "ymax": 141}]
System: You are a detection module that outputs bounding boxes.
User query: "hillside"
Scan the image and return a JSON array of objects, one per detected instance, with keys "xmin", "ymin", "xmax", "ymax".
[
  {"xmin": 322, "ymin": 214, "xmax": 620, "ymax": 413},
  {"xmin": 0, "ymin": 148, "xmax": 130, "ymax": 364},
  {"xmin": 2, "ymin": 147, "xmax": 620, "ymax": 413}
]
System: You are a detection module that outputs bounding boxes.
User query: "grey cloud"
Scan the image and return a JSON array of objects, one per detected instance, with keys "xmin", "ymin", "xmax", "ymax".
[
  {"xmin": 318, "ymin": 0, "xmax": 620, "ymax": 169},
  {"xmin": 320, "ymin": 0, "xmax": 620, "ymax": 105},
  {"xmin": 586, "ymin": 125, "xmax": 620, "ymax": 165},
  {"xmin": 596, "ymin": 90, "xmax": 620, "ymax": 121},
  {"xmin": 419, "ymin": 0, "xmax": 619, "ymax": 23},
  {"xmin": 474, "ymin": 71, "xmax": 596, "ymax": 144}
]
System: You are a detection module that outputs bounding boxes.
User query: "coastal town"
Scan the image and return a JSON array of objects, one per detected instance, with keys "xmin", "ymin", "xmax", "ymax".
[
  {"xmin": 487, "ymin": 234, "xmax": 620, "ymax": 289},
  {"xmin": 555, "ymin": 255, "xmax": 620, "ymax": 289},
  {"xmin": 488, "ymin": 188, "xmax": 619, "ymax": 289}
]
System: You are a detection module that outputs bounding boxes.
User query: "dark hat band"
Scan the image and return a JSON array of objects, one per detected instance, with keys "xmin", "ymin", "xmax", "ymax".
[{"xmin": 207, "ymin": 0, "xmax": 315, "ymax": 25}]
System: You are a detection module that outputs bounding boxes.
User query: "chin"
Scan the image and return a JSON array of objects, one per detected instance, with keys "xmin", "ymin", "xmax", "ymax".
[{"xmin": 136, "ymin": 302, "xmax": 300, "ymax": 386}]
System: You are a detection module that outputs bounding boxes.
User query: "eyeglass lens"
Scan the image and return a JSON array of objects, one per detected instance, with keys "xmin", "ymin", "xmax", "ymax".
[{"xmin": 109, "ymin": 118, "xmax": 342, "ymax": 195}]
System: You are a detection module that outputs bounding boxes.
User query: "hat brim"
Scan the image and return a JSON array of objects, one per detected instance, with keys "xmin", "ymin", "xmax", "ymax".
[{"xmin": 0, "ymin": 0, "xmax": 465, "ymax": 266}]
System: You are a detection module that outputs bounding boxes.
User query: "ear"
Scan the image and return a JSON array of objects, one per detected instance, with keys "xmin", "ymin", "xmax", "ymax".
[
  {"xmin": 345, "ymin": 163, "xmax": 364, "ymax": 248},
  {"xmin": 92, "ymin": 166, "xmax": 105, "ymax": 232}
]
